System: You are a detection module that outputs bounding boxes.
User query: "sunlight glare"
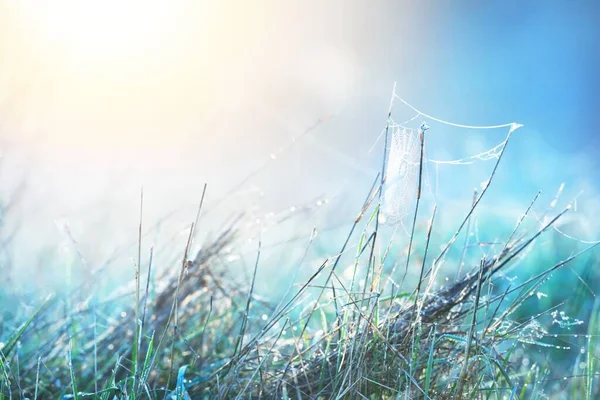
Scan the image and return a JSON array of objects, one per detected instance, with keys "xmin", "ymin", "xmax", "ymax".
[{"xmin": 18, "ymin": 0, "xmax": 175, "ymax": 62}]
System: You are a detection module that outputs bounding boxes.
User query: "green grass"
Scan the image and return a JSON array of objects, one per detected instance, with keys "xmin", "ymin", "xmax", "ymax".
[{"xmin": 0, "ymin": 118, "xmax": 598, "ymax": 399}]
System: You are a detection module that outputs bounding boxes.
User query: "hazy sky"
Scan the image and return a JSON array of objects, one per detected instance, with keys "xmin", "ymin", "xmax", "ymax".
[{"xmin": 0, "ymin": 0, "xmax": 598, "ymax": 277}]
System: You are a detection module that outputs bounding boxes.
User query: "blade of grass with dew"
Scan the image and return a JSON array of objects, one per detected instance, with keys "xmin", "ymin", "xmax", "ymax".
[
  {"xmin": 131, "ymin": 187, "xmax": 144, "ymax": 397},
  {"xmin": 456, "ymin": 258, "xmax": 487, "ymax": 399},
  {"xmin": 0, "ymin": 294, "xmax": 55, "ymax": 359},
  {"xmin": 424, "ymin": 324, "xmax": 437, "ymax": 398},
  {"xmin": 317, "ymin": 307, "xmax": 331, "ymax": 393},
  {"xmin": 100, "ymin": 355, "xmax": 122, "ymax": 400},
  {"xmin": 140, "ymin": 331, "xmax": 155, "ymax": 387},
  {"xmin": 233, "ymin": 239, "xmax": 261, "ymax": 358},
  {"xmin": 400, "ymin": 123, "xmax": 428, "ymax": 290},
  {"xmin": 519, "ymin": 361, "xmax": 536, "ymax": 398},
  {"xmin": 68, "ymin": 339, "xmax": 79, "ymax": 400},
  {"xmin": 175, "ymin": 364, "xmax": 191, "ymax": 400},
  {"xmin": 77, "ymin": 386, "xmax": 121, "ymax": 398},
  {"xmin": 413, "ymin": 205, "xmax": 437, "ymax": 321}
]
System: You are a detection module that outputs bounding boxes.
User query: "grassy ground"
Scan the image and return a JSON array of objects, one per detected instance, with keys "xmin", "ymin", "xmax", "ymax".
[{"xmin": 0, "ymin": 123, "xmax": 598, "ymax": 399}]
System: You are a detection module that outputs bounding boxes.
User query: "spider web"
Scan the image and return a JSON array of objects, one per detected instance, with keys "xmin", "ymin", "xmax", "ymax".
[
  {"xmin": 381, "ymin": 124, "xmax": 421, "ymax": 225},
  {"xmin": 379, "ymin": 90, "xmax": 523, "ymax": 227}
]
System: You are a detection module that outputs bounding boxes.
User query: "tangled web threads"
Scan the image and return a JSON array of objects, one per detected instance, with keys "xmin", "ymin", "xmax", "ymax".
[
  {"xmin": 378, "ymin": 89, "xmax": 522, "ymax": 227},
  {"xmin": 381, "ymin": 126, "xmax": 420, "ymax": 225}
]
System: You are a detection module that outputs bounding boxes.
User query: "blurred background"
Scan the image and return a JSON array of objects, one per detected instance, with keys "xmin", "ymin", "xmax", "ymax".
[{"xmin": 0, "ymin": 0, "xmax": 598, "ymax": 297}]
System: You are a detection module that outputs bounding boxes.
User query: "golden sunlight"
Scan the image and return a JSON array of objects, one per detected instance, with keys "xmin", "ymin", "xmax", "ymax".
[
  {"xmin": 3, "ymin": 0, "xmax": 356, "ymax": 151},
  {"xmin": 4, "ymin": 1, "xmax": 259, "ymax": 149},
  {"xmin": 16, "ymin": 0, "xmax": 176, "ymax": 62}
]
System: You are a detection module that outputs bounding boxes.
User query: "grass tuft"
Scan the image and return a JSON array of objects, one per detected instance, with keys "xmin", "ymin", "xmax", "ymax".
[{"xmin": 0, "ymin": 106, "xmax": 597, "ymax": 400}]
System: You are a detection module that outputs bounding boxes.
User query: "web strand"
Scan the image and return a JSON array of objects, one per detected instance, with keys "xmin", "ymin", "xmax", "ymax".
[{"xmin": 380, "ymin": 89, "xmax": 523, "ymax": 227}]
